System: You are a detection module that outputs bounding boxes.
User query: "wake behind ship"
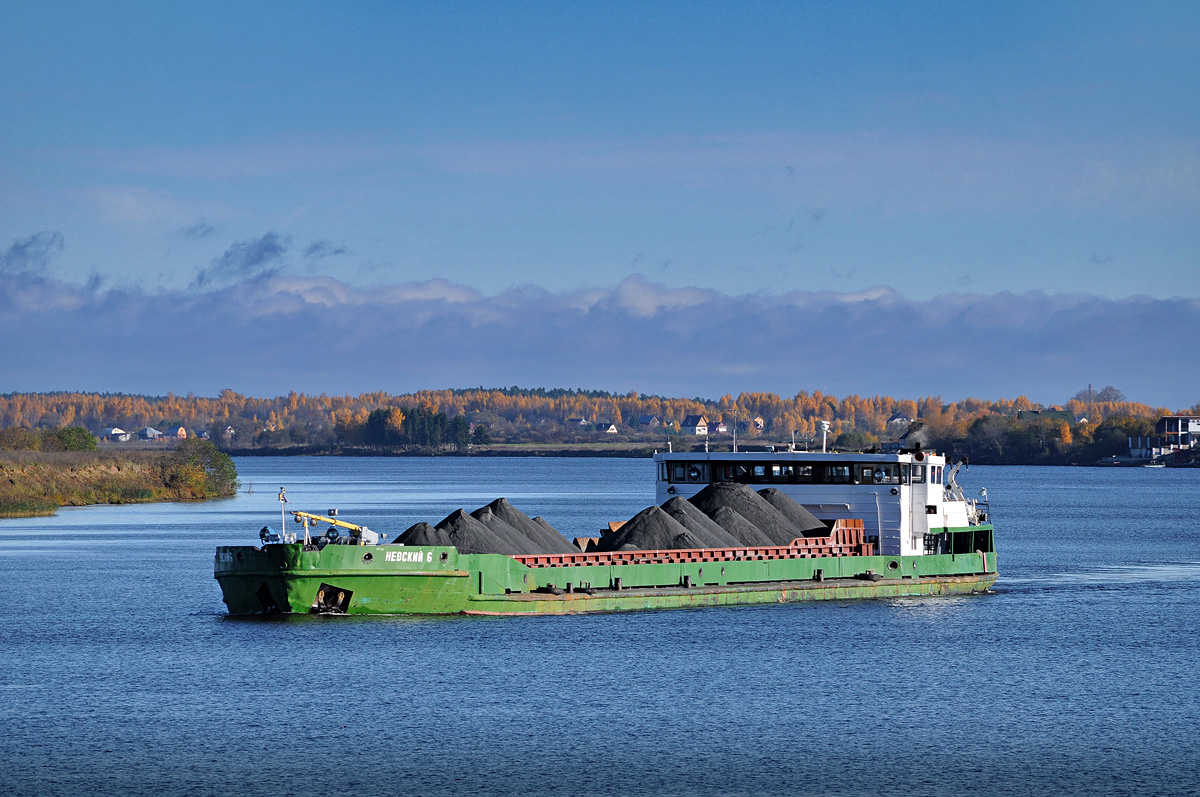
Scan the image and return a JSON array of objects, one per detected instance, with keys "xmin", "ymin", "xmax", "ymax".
[{"xmin": 215, "ymin": 449, "xmax": 996, "ymax": 615}]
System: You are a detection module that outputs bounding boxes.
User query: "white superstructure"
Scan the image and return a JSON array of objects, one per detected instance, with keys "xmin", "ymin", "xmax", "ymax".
[{"xmin": 653, "ymin": 449, "xmax": 985, "ymax": 556}]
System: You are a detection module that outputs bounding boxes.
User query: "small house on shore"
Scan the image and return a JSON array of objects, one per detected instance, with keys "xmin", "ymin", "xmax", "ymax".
[
  {"xmin": 138, "ymin": 427, "xmax": 162, "ymax": 440},
  {"xmin": 1129, "ymin": 415, "xmax": 1200, "ymax": 461},
  {"xmin": 682, "ymin": 415, "xmax": 709, "ymax": 436}
]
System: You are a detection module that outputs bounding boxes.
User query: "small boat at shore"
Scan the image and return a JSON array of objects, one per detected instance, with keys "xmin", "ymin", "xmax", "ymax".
[{"xmin": 214, "ymin": 449, "xmax": 996, "ymax": 615}]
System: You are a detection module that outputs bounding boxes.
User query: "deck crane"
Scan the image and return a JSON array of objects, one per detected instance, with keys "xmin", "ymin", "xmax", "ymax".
[{"xmin": 291, "ymin": 511, "xmax": 384, "ymax": 546}]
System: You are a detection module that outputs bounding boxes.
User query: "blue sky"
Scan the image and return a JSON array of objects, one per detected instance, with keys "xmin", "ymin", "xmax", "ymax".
[{"xmin": 1, "ymin": 2, "xmax": 1197, "ymax": 406}]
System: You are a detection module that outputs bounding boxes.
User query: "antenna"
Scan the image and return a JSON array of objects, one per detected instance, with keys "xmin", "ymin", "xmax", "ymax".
[{"xmin": 278, "ymin": 487, "xmax": 288, "ymax": 535}]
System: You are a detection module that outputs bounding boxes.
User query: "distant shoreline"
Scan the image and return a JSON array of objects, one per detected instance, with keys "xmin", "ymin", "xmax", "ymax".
[
  {"xmin": 216, "ymin": 443, "xmax": 1194, "ymax": 467},
  {"xmin": 221, "ymin": 443, "xmax": 661, "ymax": 458}
]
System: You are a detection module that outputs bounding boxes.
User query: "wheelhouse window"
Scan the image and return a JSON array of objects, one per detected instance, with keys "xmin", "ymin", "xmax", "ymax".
[
  {"xmin": 817, "ymin": 464, "xmax": 853, "ymax": 483},
  {"xmin": 768, "ymin": 464, "xmax": 811, "ymax": 483},
  {"xmin": 857, "ymin": 464, "xmax": 900, "ymax": 485},
  {"xmin": 910, "ymin": 464, "xmax": 926, "ymax": 484},
  {"xmin": 666, "ymin": 462, "xmax": 709, "ymax": 484},
  {"xmin": 712, "ymin": 462, "xmax": 818, "ymax": 484}
]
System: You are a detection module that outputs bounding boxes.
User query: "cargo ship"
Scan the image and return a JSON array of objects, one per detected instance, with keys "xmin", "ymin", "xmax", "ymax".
[{"xmin": 214, "ymin": 449, "xmax": 996, "ymax": 615}]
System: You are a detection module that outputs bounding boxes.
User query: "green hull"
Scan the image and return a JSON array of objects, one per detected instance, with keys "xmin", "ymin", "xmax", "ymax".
[{"xmin": 215, "ymin": 529, "xmax": 996, "ymax": 616}]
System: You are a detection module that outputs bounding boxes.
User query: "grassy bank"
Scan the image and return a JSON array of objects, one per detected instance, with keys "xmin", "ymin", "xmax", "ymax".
[{"xmin": 0, "ymin": 441, "xmax": 239, "ymax": 518}]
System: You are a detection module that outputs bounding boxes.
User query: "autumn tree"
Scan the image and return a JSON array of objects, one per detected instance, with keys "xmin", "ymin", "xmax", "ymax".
[
  {"xmin": 0, "ymin": 427, "xmax": 41, "ymax": 450},
  {"xmin": 42, "ymin": 427, "xmax": 98, "ymax": 451},
  {"xmin": 471, "ymin": 424, "xmax": 492, "ymax": 446},
  {"xmin": 162, "ymin": 438, "xmax": 239, "ymax": 497},
  {"xmin": 1072, "ymin": 385, "xmax": 1126, "ymax": 403},
  {"xmin": 449, "ymin": 415, "xmax": 470, "ymax": 449}
]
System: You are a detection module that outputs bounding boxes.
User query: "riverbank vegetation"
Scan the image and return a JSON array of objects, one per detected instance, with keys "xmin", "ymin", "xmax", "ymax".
[
  {"xmin": 1, "ymin": 387, "xmax": 1194, "ymax": 465},
  {"xmin": 898, "ymin": 413, "xmax": 1162, "ymax": 466},
  {"xmin": 0, "ymin": 438, "xmax": 239, "ymax": 518}
]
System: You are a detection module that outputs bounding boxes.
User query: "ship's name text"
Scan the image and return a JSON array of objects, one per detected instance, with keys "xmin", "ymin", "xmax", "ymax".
[{"xmin": 385, "ymin": 550, "xmax": 433, "ymax": 563}]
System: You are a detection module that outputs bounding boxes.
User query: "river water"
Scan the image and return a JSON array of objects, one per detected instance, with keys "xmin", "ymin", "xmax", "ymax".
[{"xmin": 1, "ymin": 458, "xmax": 1198, "ymax": 797}]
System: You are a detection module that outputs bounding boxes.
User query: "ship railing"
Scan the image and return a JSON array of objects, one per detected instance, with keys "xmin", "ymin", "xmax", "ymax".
[
  {"xmin": 513, "ymin": 520, "xmax": 872, "ymax": 568},
  {"xmin": 967, "ymin": 498, "xmax": 989, "ymax": 525}
]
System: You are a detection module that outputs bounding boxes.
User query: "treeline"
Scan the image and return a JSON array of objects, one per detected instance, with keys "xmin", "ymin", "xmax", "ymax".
[
  {"xmin": 0, "ymin": 426, "xmax": 98, "ymax": 452},
  {"xmin": 0, "ymin": 387, "xmax": 1192, "ymax": 460},
  {"xmin": 902, "ymin": 414, "xmax": 1162, "ymax": 465},
  {"xmin": 335, "ymin": 407, "xmax": 490, "ymax": 450}
]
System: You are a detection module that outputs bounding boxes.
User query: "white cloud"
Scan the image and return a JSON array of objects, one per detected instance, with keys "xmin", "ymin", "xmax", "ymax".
[
  {"xmin": 1, "ymin": 272, "xmax": 1197, "ymax": 408},
  {"xmin": 0, "ymin": 231, "xmax": 64, "ymax": 275}
]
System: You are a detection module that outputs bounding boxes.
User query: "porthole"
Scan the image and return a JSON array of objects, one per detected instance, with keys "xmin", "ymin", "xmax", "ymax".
[
  {"xmin": 362, "ymin": 552, "xmax": 373, "ymax": 563},
  {"xmin": 887, "ymin": 560, "xmax": 900, "ymax": 571}
]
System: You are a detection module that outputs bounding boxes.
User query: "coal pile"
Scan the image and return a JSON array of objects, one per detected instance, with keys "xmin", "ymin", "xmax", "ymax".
[
  {"xmin": 708, "ymin": 506, "xmax": 778, "ymax": 547},
  {"xmin": 395, "ymin": 522, "xmax": 452, "ymax": 547},
  {"xmin": 532, "ymin": 516, "xmax": 578, "ymax": 553},
  {"xmin": 469, "ymin": 507, "xmax": 549, "ymax": 554},
  {"xmin": 757, "ymin": 488, "xmax": 826, "ymax": 534},
  {"xmin": 595, "ymin": 506, "xmax": 706, "ymax": 552},
  {"xmin": 434, "ymin": 509, "xmax": 526, "ymax": 555},
  {"xmin": 473, "ymin": 498, "xmax": 578, "ymax": 554},
  {"xmin": 660, "ymin": 496, "xmax": 743, "ymax": 548},
  {"xmin": 392, "ymin": 499, "xmax": 577, "ymax": 555},
  {"xmin": 687, "ymin": 482, "xmax": 808, "ymax": 545}
]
